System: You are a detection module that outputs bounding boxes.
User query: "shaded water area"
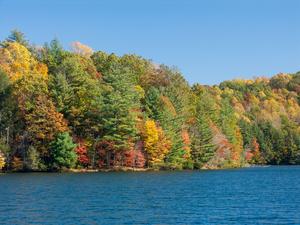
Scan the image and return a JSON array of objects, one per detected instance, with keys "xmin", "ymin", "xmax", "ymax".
[{"xmin": 0, "ymin": 166, "xmax": 300, "ymax": 224}]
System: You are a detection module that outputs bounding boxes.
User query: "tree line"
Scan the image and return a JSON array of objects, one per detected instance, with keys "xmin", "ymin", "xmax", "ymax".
[{"xmin": 0, "ymin": 30, "xmax": 299, "ymax": 171}]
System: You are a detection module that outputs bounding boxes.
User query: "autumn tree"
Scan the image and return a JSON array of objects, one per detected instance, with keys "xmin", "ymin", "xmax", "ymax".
[
  {"xmin": 249, "ymin": 138, "xmax": 264, "ymax": 164},
  {"xmin": 71, "ymin": 41, "xmax": 93, "ymax": 57},
  {"xmin": 1, "ymin": 32, "xmax": 300, "ymax": 171},
  {"xmin": 123, "ymin": 142, "xmax": 146, "ymax": 168},
  {"xmin": 143, "ymin": 120, "xmax": 171, "ymax": 167},
  {"xmin": 24, "ymin": 95, "xmax": 68, "ymax": 159},
  {"xmin": 0, "ymin": 42, "xmax": 47, "ymax": 82},
  {"xmin": 75, "ymin": 139, "xmax": 90, "ymax": 167},
  {"xmin": 219, "ymin": 98, "xmax": 243, "ymax": 166},
  {"xmin": 206, "ymin": 124, "xmax": 233, "ymax": 168},
  {"xmin": 0, "ymin": 150, "xmax": 5, "ymax": 170}
]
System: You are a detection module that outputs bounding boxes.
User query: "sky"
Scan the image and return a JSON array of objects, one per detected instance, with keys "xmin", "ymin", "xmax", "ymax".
[{"xmin": 0, "ymin": 0, "xmax": 299, "ymax": 85}]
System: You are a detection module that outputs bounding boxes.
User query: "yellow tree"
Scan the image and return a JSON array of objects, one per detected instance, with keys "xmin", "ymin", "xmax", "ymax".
[
  {"xmin": 144, "ymin": 120, "xmax": 159, "ymax": 163},
  {"xmin": 230, "ymin": 127, "xmax": 243, "ymax": 167},
  {"xmin": 0, "ymin": 42, "xmax": 48, "ymax": 82},
  {"xmin": 0, "ymin": 151, "xmax": 5, "ymax": 170},
  {"xmin": 143, "ymin": 119, "xmax": 171, "ymax": 166}
]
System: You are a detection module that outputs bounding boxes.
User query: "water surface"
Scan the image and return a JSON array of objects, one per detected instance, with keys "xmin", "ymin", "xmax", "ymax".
[{"xmin": 0, "ymin": 166, "xmax": 300, "ymax": 224}]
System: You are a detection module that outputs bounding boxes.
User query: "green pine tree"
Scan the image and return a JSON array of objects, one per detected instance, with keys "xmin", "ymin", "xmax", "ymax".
[{"xmin": 50, "ymin": 132, "xmax": 77, "ymax": 169}]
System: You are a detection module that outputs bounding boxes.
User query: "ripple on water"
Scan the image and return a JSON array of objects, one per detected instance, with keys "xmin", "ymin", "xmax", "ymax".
[{"xmin": 0, "ymin": 166, "xmax": 300, "ymax": 224}]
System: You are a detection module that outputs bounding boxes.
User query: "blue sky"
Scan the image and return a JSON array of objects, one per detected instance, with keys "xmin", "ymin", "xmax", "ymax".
[{"xmin": 0, "ymin": 0, "xmax": 299, "ymax": 85}]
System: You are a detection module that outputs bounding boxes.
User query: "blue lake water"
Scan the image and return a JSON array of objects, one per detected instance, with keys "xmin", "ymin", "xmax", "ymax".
[{"xmin": 0, "ymin": 166, "xmax": 300, "ymax": 224}]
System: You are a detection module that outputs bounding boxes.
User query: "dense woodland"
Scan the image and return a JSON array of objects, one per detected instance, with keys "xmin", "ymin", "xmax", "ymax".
[{"xmin": 0, "ymin": 30, "xmax": 300, "ymax": 171}]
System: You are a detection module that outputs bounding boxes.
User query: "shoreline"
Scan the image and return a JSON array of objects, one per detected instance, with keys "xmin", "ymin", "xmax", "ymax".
[
  {"xmin": 68, "ymin": 167, "xmax": 154, "ymax": 173},
  {"xmin": 1, "ymin": 164, "xmax": 296, "ymax": 173}
]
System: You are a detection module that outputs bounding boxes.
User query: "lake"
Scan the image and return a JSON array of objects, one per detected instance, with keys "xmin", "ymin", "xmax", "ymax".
[{"xmin": 0, "ymin": 166, "xmax": 300, "ymax": 224}]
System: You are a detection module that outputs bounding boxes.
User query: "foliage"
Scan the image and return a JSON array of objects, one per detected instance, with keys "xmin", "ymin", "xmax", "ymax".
[
  {"xmin": 25, "ymin": 95, "xmax": 68, "ymax": 154},
  {"xmin": 143, "ymin": 120, "xmax": 171, "ymax": 166},
  {"xmin": 0, "ymin": 31, "xmax": 300, "ymax": 171},
  {"xmin": 71, "ymin": 41, "xmax": 93, "ymax": 57},
  {"xmin": 2, "ymin": 29, "xmax": 29, "ymax": 47},
  {"xmin": 75, "ymin": 139, "xmax": 90, "ymax": 167},
  {"xmin": 0, "ymin": 151, "xmax": 5, "ymax": 170},
  {"xmin": 50, "ymin": 132, "xmax": 77, "ymax": 169},
  {"xmin": 11, "ymin": 156, "xmax": 23, "ymax": 171},
  {"xmin": 190, "ymin": 114, "xmax": 215, "ymax": 169},
  {"xmin": 25, "ymin": 146, "xmax": 42, "ymax": 171}
]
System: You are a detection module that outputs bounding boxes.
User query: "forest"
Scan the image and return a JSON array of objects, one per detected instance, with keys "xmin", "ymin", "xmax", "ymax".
[{"xmin": 0, "ymin": 30, "xmax": 300, "ymax": 172}]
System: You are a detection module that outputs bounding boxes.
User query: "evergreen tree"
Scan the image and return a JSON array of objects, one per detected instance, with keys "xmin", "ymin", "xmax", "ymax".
[
  {"xmin": 191, "ymin": 114, "xmax": 215, "ymax": 168},
  {"xmin": 1, "ymin": 29, "xmax": 29, "ymax": 48},
  {"xmin": 50, "ymin": 132, "xmax": 77, "ymax": 169},
  {"xmin": 97, "ymin": 64, "xmax": 140, "ymax": 166}
]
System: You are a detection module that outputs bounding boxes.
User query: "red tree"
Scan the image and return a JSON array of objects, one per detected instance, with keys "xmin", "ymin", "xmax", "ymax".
[
  {"xmin": 75, "ymin": 140, "xmax": 89, "ymax": 167},
  {"xmin": 123, "ymin": 141, "xmax": 146, "ymax": 168}
]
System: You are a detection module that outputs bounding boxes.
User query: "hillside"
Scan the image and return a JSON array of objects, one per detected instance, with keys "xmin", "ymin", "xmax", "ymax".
[{"xmin": 0, "ymin": 31, "xmax": 300, "ymax": 171}]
